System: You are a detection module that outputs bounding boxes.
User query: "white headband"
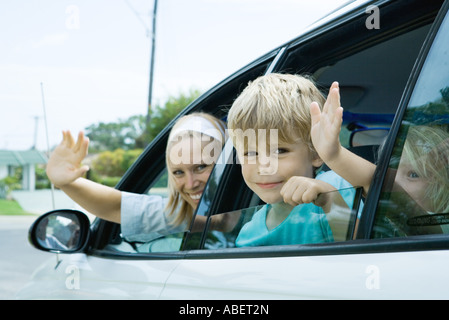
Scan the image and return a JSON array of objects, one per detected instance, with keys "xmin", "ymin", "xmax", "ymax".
[{"xmin": 168, "ymin": 116, "xmax": 225, "ymax": 143}]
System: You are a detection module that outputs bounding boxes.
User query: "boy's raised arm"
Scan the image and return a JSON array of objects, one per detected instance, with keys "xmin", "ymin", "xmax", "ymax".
[
  {"xmin": 310, "ymin": 82, "xmax": 375, "ymax": 195},
  {"xmin": 46, "ymin": 131, "xmax": 121, "ymax": 223}
]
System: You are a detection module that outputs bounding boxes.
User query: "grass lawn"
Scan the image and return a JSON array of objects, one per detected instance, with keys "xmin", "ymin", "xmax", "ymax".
[{"xmin": 0, "ymin": 199, "xmax": 32, "ymax": 215}]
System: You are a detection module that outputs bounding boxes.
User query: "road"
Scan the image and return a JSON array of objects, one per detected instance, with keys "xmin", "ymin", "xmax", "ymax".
[
  {"xmin": 0, "ymin": 216, "xmax": 54, "ymax": 299},
  {"xmin": 0, "ymin": 190, "xmax": 86, "ymax": 299}
]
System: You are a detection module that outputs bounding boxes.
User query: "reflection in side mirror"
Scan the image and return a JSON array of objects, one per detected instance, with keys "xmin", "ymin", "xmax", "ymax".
[{"xmin": 29, "ymin": 210, "xmax": 90, "ymax": 253}]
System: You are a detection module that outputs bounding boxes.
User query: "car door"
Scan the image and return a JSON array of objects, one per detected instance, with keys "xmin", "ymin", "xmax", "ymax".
[{"xmin": 159, "ymin": 0, "xmax": 449, "ymax": 299}]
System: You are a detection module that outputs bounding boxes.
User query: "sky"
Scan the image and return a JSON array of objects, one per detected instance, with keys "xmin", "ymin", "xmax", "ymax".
[{"xmin": 0, "ymin": 0, "xmax": 349, "ymax": 151}]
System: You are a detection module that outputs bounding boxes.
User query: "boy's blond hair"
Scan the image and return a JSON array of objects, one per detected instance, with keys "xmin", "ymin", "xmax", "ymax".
[{"xmin": 227, "ymin": 73, "xmax": 326, "ymax": 155}]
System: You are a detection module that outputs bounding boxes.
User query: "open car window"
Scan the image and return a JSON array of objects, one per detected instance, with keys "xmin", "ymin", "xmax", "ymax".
[
  {"xmin": 202, "ymin": 187, "xmax": 362, "ymax": 250},
  {"xmin": 109, "ymin": 186, "xmax": 362, "ymax": 253}
]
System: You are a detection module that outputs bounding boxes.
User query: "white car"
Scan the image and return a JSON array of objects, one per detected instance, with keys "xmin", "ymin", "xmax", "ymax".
[{"xmin": 19, "ymin": 0, "xmax": 449, "ymax": 301}]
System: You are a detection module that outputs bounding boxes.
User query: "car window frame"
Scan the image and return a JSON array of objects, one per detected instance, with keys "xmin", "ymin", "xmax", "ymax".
[{"xmin": 89, "ymin": 0, "xmax": 449, "ymax": 260}]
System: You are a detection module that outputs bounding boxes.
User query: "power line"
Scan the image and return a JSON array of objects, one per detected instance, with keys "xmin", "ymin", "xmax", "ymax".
[{"xmin": 123, "ymin": 0, "xmax": 151, "ymax": 34}]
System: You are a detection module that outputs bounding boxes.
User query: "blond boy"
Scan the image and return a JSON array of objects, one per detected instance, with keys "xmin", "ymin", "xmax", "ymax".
[{"xmin": 227, "ymin": 74, "xmax": 358, "ymax": 246}]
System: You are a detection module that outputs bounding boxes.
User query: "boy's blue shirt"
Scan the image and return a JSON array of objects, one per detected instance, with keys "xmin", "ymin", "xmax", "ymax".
[{"xmin": 235, "ymin": 170, "xmax": 359, "ymax": 247}]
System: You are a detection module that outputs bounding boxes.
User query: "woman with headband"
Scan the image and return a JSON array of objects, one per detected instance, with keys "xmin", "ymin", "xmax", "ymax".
[{"xmin": 46, "ymin": 112, "xmax": 227, "ymax": 241}]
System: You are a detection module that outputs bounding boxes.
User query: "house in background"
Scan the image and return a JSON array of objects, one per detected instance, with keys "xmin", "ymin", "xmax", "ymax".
[{"xmin": 0, "ymin": 149, "xmax": 47, "ymax": 191}]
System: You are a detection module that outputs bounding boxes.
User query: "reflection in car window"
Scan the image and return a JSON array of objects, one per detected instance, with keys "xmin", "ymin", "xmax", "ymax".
[
  {"xmin": 147, "ymin": 168, "xmax": 169, "ymax": 198},
  {"xmin": 132, "ymin": 232, "xmax": 185, "ymax": 253},
  {"xmin": 204, "ymin": 187, "xmax": 362, "ymax": 249},
  {"xmin": 372, "ymin": 12, "xmax": 449, "ymax": 238}
]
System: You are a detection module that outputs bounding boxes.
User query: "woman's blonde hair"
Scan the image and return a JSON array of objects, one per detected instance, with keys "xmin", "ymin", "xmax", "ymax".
[
  {"xmin": 227, "ymin": 73, "xmax": 326, "ymax": 156},
  {"xmin": 402, "ymin": 125, "xmax": 449, "ymax": 213},
  {"xmin": 165, "ymin": 112, "xmax": 226, "ymax": 227}
]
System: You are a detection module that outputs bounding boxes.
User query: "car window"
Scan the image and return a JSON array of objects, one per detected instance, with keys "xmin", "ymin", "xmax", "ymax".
[
  {"xmin": 372, "ymin": 9, "xmax": 449, "ymax": 239},
  {"xmin": 100, "ymin": 55, "xmax": 276, "ymax": 254},
  {"xmin": 147, "ymin": 168, "xmax": 168, "ymax": 197},
  {"xmin": 203, "ymin": 187, "xmax": 362, "ymax": 249}
]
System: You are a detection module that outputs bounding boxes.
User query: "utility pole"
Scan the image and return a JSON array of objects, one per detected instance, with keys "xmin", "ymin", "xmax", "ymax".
[
  {"xmin": 147, "ymin": 0, "xmax": 158, "ymax": 131},
  {"xmin": 124, "ymin": 0, "xmax": 158, "ymax": 137},
  {"xmin": 32, "ymin": 116, "xmax": 39, "ymax": 150}
]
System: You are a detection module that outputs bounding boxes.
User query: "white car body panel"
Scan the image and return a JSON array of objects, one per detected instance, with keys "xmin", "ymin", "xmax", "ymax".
[
  {"xmin": 17, "ymin": 253, "xmax": 181, "ymax": 299},
  {"xmin": 18, "ymin": 249, "xmax": 449, "ymax": 299},
  {"xmin": 161, "ymin": 251, "xmax": 449, "ymax": 299}
]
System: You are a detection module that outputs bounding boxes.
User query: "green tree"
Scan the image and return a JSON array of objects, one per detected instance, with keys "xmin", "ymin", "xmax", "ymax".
[
  {"xmin": 85, "ymin": 115, "xmax": 146, "ymax": 152},
  {"xmin": 90, "ymin": 148, "xmax": 143, "ymax": 186},
  {"xmin": 85, "ymin": 89, "xmax": 201, "ymax": 151},
  {"xmin": 136, "ymin": 89, "xmax": 202, "ymax": 147},
  {"xmin": 92, "ymin": 149, "xmax": 125, "ymax": 177}
]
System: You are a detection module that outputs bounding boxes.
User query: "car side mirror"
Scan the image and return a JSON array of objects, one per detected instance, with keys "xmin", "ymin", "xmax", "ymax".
[{"xmin": 28, "ymin": 209, "xmax": 90, "ymax": 253}]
